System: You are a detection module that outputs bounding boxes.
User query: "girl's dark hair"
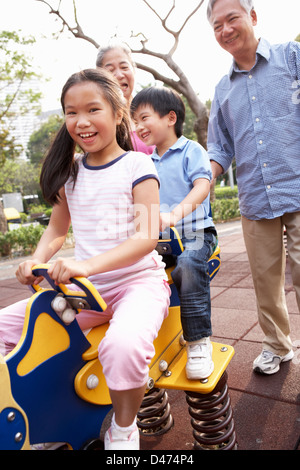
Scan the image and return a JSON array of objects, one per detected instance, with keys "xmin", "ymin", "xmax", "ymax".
[
  {"xmin": 40, "ymin": 68, "xmax": 133, "ymax": 205},
  {"xmin": 130, "ymin": 86, "xmax": 185, "ymax": 138}
]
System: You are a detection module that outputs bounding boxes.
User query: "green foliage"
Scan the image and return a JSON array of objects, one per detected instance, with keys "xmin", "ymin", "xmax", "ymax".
[
  {"xmin": 20, "ymin": 213, "xmax": 28, "ymax": 224},
  {"xmin": 211, "ymin": 185, "xmax": 240, "ymax": 222},
  {"xmin": 214, "ymin": 186, "xmax": 238, "ymax": 199},
  {"xmin": 28, "ymin": 204, "xmax": 47, "ymax": 215},
  {"xmin": 205, "ymin": 99, "xmax": 212, "ymax": 110},
  {"xmin": 0, "ymin": 128, "xmax": 22, "ymax": 163},
  {"xmin": 0, "ymin": 224, "xmax": 45, "ymax": 257},
  {"xmin": 211, "ymin": 197, "xmax": 240, "ymax": 223},
  {"xmin": 0, "ymin": 30, "xmax": 42, "ymax": 165},
  {"xmin": 182, "ymin": 95, "xmax": 197, "ymax": 140},
  {"xmin": 27, "ymin": 114, "xmax": 64, "ymax": 165},
  {"xmin": 0, "ymin": 160, "xmax": 40, "ymax": 196},
  {"xmin": 44, "ymin": 208, "xmax": 53, "ymax": 217}
]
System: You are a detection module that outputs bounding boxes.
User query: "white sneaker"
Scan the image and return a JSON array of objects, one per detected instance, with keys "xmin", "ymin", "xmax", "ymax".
[
  {"xmin": 104, "ymin": 423, "xmax": 139, "ymax": 450},
  {"xmin": 253, "ymin": 349, "xmax": 294, "ymax": 375},
  {"xmin": 31, "ymin": 442, "xmax": 68, "ymax": 450},
  {"xmin": 186, "ymin": 337, "xmax": 214, "ymax": 380}
]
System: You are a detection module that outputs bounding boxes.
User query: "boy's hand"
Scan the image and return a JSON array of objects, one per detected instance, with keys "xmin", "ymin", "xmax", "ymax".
[{"xmin": 160, "ymin": 212, "xmax": 178, "ymax": 232}]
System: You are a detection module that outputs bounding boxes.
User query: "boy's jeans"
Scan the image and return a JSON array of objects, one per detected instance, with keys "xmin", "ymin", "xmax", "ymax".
[{"xmin": 171, "ymin": 229, "xmax": 217, "ymax": 342}]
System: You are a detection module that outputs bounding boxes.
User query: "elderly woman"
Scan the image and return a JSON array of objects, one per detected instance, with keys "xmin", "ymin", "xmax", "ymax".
[{"xmin": 96, "ymin": 43, "xmax": 154, "ymax": 154}]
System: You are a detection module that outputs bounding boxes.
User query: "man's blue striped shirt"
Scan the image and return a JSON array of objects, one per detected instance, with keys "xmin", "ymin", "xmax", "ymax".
[{"xmin": 208, "ymin": 38, "xmax": 300, "ymax": 220}]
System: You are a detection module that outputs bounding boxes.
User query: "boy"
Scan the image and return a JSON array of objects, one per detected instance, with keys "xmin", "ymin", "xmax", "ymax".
[{"xmin": 131, "ymin": 87, "xmax": 217, "ymax": 380}]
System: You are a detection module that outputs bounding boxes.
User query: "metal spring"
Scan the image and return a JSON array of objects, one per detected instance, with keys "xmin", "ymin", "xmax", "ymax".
[
  {"xmin": 137, "ymin": 388, "xmax": 174, "ymax": 436},
  {"xmin": 185, "ymin": 372, "xmax": 237, "ymax": 450}
]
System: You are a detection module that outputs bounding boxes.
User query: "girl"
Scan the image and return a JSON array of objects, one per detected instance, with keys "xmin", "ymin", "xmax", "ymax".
[
  {"xmin": 0, "ymin": 68, "xmax": 170, "ymax": 450},
  {"xmin": 96, "ymin": 43, "xmax": 155, "ymax": 155}
]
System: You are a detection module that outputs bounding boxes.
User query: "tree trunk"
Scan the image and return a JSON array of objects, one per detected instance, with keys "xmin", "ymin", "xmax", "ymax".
[{"xmin": 0, "ymin": 202, "xmax": 8, "ymax": 234}]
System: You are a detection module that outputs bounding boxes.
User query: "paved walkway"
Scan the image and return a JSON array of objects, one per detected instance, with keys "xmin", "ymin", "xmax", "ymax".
[{"xmin": 0, "ymin": 220, "xmax": 299, "ymax": 451}]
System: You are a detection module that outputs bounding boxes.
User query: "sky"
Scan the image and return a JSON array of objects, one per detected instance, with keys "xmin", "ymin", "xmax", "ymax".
[{"xmin": 1, "ymin": 0, "xmax": 300, "ymax": 111}]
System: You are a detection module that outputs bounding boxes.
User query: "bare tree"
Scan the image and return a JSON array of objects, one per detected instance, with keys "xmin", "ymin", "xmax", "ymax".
[{"xmin": 35, "ymin": 0, "xmax": 209, "ymax": 148}]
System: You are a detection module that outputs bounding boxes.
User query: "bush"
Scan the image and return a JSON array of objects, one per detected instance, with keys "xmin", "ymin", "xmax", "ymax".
[
  {"xmin": 0, "ymin": 224, "xmax": 45, "ymax": 257},
  {"xmin": 211, "ymin": 185, "xmax": 240, "ymax": 222},
  {"xmin": 211, "ymin": 198, "xmax": 240, "ymax": 223},
  {"xmin": 20, "ymin": 212, "xmax": 28, "ymax": 224},
  {"xmin": 44, "ymin": 208, "xmax": 52, "ymax": 218},
  {"xmin": 215, "ymin": 186, "xmax": 238, "ymax": 199}
]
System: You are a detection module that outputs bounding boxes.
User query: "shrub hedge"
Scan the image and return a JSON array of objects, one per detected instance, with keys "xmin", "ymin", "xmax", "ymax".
[
  {"xmin": 211, "ymin": 185, "xmax": 240, "ymax": 223},
  {"xmin": 0, "ymin": 186, "xmax": 240, "ymax": 258},
  {"xmin": 211, "ymin": 198, "xmax": 240, "ymax": 222},
  {"xmin": 0, "ymin": 224, "xmax": 45, "ymax": 257},
  {"xmin": 214, "ymin": 186, "xmax": 238, "ymax": 199}
]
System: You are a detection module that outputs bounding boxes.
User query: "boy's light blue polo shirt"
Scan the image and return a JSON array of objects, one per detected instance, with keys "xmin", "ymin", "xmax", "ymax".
[{"xmin": 151, "ymin": 135, "xmax": 214, "ymax": 235}]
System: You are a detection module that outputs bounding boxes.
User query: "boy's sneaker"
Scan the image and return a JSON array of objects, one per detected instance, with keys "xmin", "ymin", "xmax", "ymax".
[
  {"xmin": 104, "ymin": 424, "xmax": 140, "ymax": 450},
  {"xmin": 253, "ymin": 349, "xmax": 294, "ymax": 375},
  {"xmin": 186, "ymin": 337, "xmax": 214, "ymax": 380}
]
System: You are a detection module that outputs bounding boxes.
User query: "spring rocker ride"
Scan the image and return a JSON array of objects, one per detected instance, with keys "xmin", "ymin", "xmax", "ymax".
[{"xmin": 0, "ymin": 227, "xmax": 236, "ymax": 450}]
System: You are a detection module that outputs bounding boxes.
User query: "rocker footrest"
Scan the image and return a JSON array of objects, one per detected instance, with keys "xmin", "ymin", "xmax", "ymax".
[{"xmin": 154, "ymin": 342, "xmax": 234, "ymax": 394}]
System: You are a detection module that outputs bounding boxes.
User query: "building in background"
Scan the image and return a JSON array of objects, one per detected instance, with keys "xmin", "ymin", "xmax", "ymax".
[{"xmin": 0, "ymin": 78, "xmax": 59, "ymax": 160}]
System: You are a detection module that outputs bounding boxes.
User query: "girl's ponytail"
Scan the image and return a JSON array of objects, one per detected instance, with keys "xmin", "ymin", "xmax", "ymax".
[
  {"xmin": 117, "ymin": 115, "xmax": 133, "ymax": 152},
  {"xmin": 40, "ymin": 123, "xmax": 77, "ymax": 205}
]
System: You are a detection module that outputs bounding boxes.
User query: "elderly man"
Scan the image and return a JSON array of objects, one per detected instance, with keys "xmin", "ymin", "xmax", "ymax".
[{"xmin": 207, "ymin": 0, "xmax": 300, "ymax": 374}]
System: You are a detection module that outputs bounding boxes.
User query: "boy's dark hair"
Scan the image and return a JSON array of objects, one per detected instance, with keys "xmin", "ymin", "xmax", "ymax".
[{"xmin": 131, "ymin": 86, "xmax": 185, "ymax": 138}]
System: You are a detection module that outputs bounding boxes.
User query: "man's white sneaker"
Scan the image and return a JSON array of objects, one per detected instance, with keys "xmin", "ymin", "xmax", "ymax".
[
  {"xmin": 253, "ymin": 349, "xmax": 294, "ymax": 375},
  {"xmin": 104, "ymin": 424, "xmax": 140, "ymax": 450},
  {"xmin": 186, "ymin": 337, "xmax": 214, "ymax": 380}
]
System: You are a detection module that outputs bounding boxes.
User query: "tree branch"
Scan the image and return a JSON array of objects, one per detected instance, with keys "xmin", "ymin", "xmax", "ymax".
[
  {"xmin": 35, "ymin": 0, "xmax": 209, "ymax": 147},
  {"xmin": 142, "ymin": 0, "xmax": 205, "ymax": 56},
  {"xmin": 142, "ymin": 0, "xmax": 176, "ymax": 37},
  {"xmin": 35, "ymin": 0, "xmax": 100, "ymax": 48},
  {"xmin": 0, "ymin": 71, "xmax": 26, "ymax": 120},
  {"xmin": 177, "ymin": 0, "xmax": 205, "ymax": 35},
  {"xmin": 134, "ymin": 61, "xmax": 178, "ymax": 88}
]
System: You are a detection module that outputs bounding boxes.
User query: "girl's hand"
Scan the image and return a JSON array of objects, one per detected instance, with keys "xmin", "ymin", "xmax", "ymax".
[
  {"xmin": 15, "ymin": 259, "xmax": 44, "ymax": 286},
  {"xmin": 47, "ymin": 258, "xmax": 89, "ymax": 285}
]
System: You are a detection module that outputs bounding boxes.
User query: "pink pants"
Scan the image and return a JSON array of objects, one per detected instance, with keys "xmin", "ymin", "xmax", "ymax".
[{"xmin": 0, "ymin": 277, "xmax": 170, "ymax": 391}]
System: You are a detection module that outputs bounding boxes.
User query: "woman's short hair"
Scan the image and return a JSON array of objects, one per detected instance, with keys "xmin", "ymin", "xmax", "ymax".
[{"xmin": 96, "ymin": 43, "xmax": 135, "ymax": 68}]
